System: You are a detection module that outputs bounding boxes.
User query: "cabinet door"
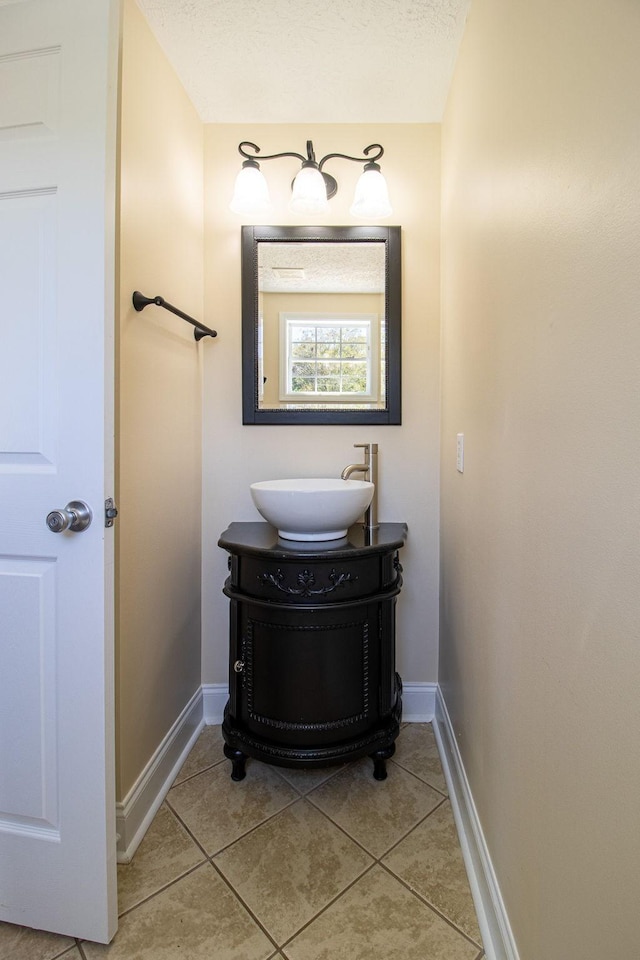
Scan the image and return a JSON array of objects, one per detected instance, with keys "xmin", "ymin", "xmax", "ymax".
[{"xmin": 236, "ymin": 601, "xmax": 381, "ymax": 747}]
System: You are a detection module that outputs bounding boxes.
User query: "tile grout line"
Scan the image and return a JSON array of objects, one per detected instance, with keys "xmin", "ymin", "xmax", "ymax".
[
  {"xmin": 277, "ymin": 860, "xmax": 380, "ymax": 953},
  {"xmin": 116, "ymin": 860, "xmax": 210, "ymax": 920},
  {"xmin": 378, "ymin": 794, "xmax": 449, "ymax": 860},
  {"xmin": 49, "ymin": 944, "xmax": 81, "ymax": 960},
  {"xmin": 166, "ymin": 790, "xmax": 324, "ymax": 950},
  {"xmin": 204, "ymin": 763, "xmax": 444, "ymax": 954},
  {"xmin": 303, "ymin": 783, "xmax": 448, "ymax": 864},
  {"xmin": 269, "ymin": 760, "xmax": 353, "ymax": 796},
  {"xmin": 377, "ymin": 860, "xmax": 484, "ymax": 951},
  {"xmin": 169, "ymin": 754, "xmax": 317, "ymax": 857},
  {"xmin": 387, "ymin": 757, "xmax": 449, "ymax": 800},
  {"xmin": 298, "ymin": 788, "xmax": 483, "ymax": 950},
  {"xmin": 303, "ymin": 790, "xmax": 481, "ymax": 946},
  {"xmin": 207, "ymin": 858, "xmax": 281, "ymax": 955},
  {"xmin": 372, "ymin": 788, "xmax": 485, "ymax": 950},
  {"xmin": 302, "ymin": 791, "xmax": 385, "ymax": 860},
  {"xmin": 109, "ymin": 857, "xmax": 282, "ymax": 955},
  {"xmin": 203, "ymin": 785, "xmax": 455, "ymax": 952},
  {"xmin": 206, "ymin": 791, "xmax": 379, "ymax": 949},
  {"xmin": 174, "ymin": 790, "xmax": 304, "ymax": 860},
  {"xmin": 171, "ymin": 756, "xmax": 226, "ymax": 788},
  {"xmin": 113, "ymin": 786, "xmax": 303, "ymax": 926},
  {"xmin": 161, "ymin": 798, "xmax": 212, "ymax": 859},
  {"xmin": 389, "ymin": 756, "xmax": 450, "ymax": 797}
]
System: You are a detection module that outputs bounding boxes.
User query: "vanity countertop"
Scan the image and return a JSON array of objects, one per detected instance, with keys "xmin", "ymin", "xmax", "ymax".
[{"xmin": 218, "ymin": 521, "xmax": 407, "ymax": 560}]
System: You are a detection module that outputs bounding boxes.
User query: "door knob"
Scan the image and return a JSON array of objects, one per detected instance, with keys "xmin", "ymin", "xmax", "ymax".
[{"xmin": 46, "ymin": 500, "xmax": 93, "ymax": 533}]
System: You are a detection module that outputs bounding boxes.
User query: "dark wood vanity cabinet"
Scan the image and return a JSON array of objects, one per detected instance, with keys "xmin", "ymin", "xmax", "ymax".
[{"xmin": 218, "ymin": 522, "xmax": 407, "ymax": 781}]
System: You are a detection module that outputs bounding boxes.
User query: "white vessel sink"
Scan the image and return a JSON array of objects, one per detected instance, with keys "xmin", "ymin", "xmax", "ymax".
[{"xmin": 250, "ymin": 478, "xmax": 374, "ymax": 541}]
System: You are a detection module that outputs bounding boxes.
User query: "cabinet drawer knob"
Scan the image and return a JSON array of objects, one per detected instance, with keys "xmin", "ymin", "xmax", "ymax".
[{"xmin": 233, "ymin": 660, "xmax": 245, "ymax": 674}]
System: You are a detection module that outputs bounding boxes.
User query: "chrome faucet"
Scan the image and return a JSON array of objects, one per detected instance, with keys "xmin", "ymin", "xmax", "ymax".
[{"xmin": 341, "ymin": 443, "xmax": 378, "ymax": 531}]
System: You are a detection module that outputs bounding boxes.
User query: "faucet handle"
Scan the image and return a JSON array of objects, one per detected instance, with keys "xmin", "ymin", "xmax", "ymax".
[{"xmin": 353, "ymin": 442, "xmax": 378, "ymax": 454}]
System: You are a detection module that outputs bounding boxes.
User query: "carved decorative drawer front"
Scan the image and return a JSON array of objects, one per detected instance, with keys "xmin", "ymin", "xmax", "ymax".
[
  {"xmin": 236, "ymin": 555, "xmax": 381, "ymax": 604},
  {"xmin": 218, "ymin": 521, "xmax": 407, "ymax": 782}
]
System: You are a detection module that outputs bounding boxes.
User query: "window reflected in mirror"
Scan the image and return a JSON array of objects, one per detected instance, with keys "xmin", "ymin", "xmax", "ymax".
[{"xmin": 278, "ymin": 313, "xmax": 380, "ymax": 405}]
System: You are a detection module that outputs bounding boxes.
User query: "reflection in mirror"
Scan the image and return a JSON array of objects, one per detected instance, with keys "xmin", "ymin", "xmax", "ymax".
[
  {"xmin": 242, "ymin": 226, "xmax": 401, "ymax": 425},
  {"xmin": 259, "ymin": 242, "xmax": 385, "ymax": 408}
]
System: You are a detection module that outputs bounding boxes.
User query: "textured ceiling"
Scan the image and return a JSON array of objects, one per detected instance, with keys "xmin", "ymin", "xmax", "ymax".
[
  {"xmin": 259, "ymin": 242, "xmax": 385, "ymax": 293},
  {"xmin": 135, "ymin": 0, "xmax": 471, "ymax": 123}
]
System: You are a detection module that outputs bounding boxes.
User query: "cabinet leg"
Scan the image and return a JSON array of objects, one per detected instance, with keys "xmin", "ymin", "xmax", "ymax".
[
  {"xmin": 370, "ymin": 744, "xmax": 395, "ymax": 781},
  {"xmin": 372, "ymin": 755, "xmax": 387, "ymax": 780},
  {"xmin": 223, "ymin": 744, "xmax": 247, "ymax": 781}
]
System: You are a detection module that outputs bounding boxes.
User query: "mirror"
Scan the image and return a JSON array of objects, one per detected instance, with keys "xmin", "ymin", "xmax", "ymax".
[{"xmin": 241, "ymin": 225, "xmax": 401, "ymax": 425}]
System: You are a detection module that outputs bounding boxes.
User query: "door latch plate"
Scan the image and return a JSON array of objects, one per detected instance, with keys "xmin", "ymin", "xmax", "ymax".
[{"xmin": 105, "ymin": 497, "xmax": 118, "ymax": 528}]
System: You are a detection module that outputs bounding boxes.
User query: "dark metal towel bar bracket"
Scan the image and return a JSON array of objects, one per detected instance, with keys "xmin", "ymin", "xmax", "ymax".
[{"xmin": 132, "ymin": 291, "xmax": 217, "ymax": 341}]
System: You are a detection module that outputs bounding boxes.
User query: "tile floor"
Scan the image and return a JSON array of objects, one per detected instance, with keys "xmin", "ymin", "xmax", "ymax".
[{"xmin": 1, "ymin": 723, "xmax": 484, "ymax": 960}]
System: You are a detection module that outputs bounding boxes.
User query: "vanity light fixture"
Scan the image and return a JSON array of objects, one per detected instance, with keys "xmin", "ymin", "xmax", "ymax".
[{"xmin": 229, "ymin": 140, "xmax": 392, "ymax": 219}]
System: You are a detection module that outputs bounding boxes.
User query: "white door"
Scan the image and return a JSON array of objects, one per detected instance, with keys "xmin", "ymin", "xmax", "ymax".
[{"xmin": 0, "ymin": 0, "xmax": 118, "ymax": 943}]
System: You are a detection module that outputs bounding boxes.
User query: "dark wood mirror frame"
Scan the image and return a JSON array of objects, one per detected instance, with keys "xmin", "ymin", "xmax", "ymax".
[{"xmin": 241, "ymin": 225, "xmax": 401, "ymax": 425}]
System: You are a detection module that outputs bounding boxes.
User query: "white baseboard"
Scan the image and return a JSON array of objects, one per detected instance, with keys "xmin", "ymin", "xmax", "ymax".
[
  {"xmin": 202, "ymin": 682, "xmax": 228, "ymax": 724},
  {"xmin": 401, "ymin": 681, "xmax": 437, "ymax": 721},
  {"xmin": 433, "ymin": 687, "xmax": 520, "ymax": 960},
  {"xmin": 115, "ymin": 688, "xmax": 204, "ymax": 863}
]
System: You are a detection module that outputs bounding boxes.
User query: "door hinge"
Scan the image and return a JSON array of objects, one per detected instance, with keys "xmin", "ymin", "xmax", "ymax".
[{"xmin": 105, "ymin": 497, "xmax": 118, "ymax": 528}]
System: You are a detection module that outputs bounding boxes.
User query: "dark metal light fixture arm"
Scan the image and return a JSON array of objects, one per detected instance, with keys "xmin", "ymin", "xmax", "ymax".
[
  {"xmin": 237, "ymin": 141, "xmax": 384, "ymax": 172},
  {"xmin": 132, "ymin": 291, "xmax": 217, "ymax": 341},
  {"xmin": 318, "ymin": 143, "xmax": 385, "ymax": 170},
  {"xmin": 238, "ymin": 141, "xmax": 308, "ymax": 164}
]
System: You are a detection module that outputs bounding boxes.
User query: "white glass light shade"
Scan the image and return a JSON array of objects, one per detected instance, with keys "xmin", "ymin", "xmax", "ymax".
[
  {"xmin": 349, "ymin": 166, "xmax": 392, "ymax": 219},
  {"xmin": 229, "ymin": 163, "xmax": 271, "ymax": 216},
  {"xmin": 289, "ymin": 164, "xmax": 328, "ymax": 214}
]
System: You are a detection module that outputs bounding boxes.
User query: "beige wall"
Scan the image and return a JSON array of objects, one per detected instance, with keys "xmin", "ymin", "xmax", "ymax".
[
  {"xmin": 202, "ymin": 124, "xmax": 441, "ymax": 685},
  {"xmin": 440, "ymin": 1, "xmax": 640, "ymax": 957},
  {"xmin": 116, "ymin": 0, "xmax": 203, "ymax": 799}
]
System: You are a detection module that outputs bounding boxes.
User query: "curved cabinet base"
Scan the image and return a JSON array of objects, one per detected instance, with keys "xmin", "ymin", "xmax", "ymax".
[{"xmin": 222, "ymin": 676, "xmax": 402, "ymax": 781}]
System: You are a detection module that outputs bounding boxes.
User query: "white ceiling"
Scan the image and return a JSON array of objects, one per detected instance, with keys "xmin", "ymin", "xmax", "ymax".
[{"xmin": 135, "ymin": 0, "xmax": 471, "ymax": 123}]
